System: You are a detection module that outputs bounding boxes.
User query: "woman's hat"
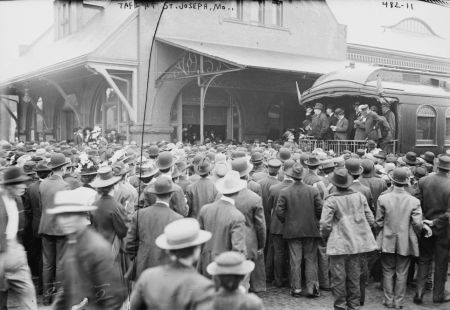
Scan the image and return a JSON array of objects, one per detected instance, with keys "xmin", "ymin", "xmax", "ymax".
[
  {"xmin": 0, "ymin": 166, "xmax": 31, "ymax": 185},
  {"xmin": 329, "ymin": 168, "xmax": 353, "ymax": 189},
  {"xmin": 90, "ymin": 166, "xmax": 122, "ymax": 188},
  {"xmin": 215, "ymin": 170, "xmax": 247, "ymax": 194},
  {"xmin": 48, "ymin": 153, "xmax": 68, "ymax": 170},
  {"xmin": 231, "ymin": 157, "xmax": 253, "ymax": 177},
  {"xmin": 47, "ymin": 188, "xmax": 98, "ymax": 215},
  {"xmin": 156, "ymin": 151, "xmax": 175, "ymax": 170},
  {"xmin": 207, "ymin": 251, "xmax": 255, "ymax": 276},
  {"xmin": 146, "ymin": 175, "xmax": 175, "ymax": 195},
  {"xmin": 155, "ymin": 218, "xmax": 211, "ymax": 250}
]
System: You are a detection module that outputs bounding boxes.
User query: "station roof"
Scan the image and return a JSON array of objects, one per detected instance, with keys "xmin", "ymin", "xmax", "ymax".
[{"xmin": 157, "ymin": 36, "xmax": 348, "ymax": 76}]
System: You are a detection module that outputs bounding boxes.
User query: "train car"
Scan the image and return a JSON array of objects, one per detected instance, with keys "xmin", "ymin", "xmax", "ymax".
[{"xmin": 300, "ymin": 65, "xmax": 450, "ymax": 155}]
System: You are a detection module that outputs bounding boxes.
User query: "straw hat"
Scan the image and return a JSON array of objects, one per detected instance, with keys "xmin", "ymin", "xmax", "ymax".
[
  {"xmin": 207, "ymin": 251, "xmax": 255, "ymax": 276},
  {"xmin": 155, "ymin": 218, "xmax": 211, "ymax": 250},
  {"xmin": 47, "ymin": 188, "xmax": 98, "ymax": 215},
  {"xmin": 231, "ymin": 157, "xmax": 253, "ymax": 177},
  {"xmin": 215, "ymin": 170, "xmax": 247, "ymax": 194}
]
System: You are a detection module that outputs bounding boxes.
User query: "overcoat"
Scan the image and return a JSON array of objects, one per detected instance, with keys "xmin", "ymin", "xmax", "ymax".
[
  {"xmin": 197, "ymin": 199, "xmax": 246, "ymax": 276},
  {"xmin": 53, "ymin": 227, "xmax": 127, "ymax": 310},
  {"xmin": 267, "ymin": 179, "xmax": 294, "ymax": 235},
  {"xmin": 39, "ymin": 174, "xmax": 69, "ymax": 235},
  {"xmin": 310, "ymin": 112, "xmax": 329, "ymax": 140},
  {"xmin": 186, "ymin": 177, "xmax": 220, "ymax": 218},
  {"xmin": 91, "ymin": 195, "xmax": 128, "ymax": 244},
  {"xmin": 257, "ymin": 175, "xmax": 280, "ymax": 229},
  {"xmin": 125, "ymin": 202, "xmax": 182, "ymax": 279},
  {"xmin": 375, "ymin": 187, "xmax": 423, "ymax": 257},
  {"xmin": 235, "ymin": 188, "xmax": 266, "ymax": 259},
  {"xmin": 275, "ymin": 181, "xmax": 322, "ymax": 239},
  {"xmin": 210, "ymin": 288, "xmax": 264, "ymax": 310},
  {"xmin": 334, "ymin": 117, "xmax": 349, "ymax": 140},
  {"xmin": 130, "ymin": 260, "xmax": 215, "ymax": 310}
]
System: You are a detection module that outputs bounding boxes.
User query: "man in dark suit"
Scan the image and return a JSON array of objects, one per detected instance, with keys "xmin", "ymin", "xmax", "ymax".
[
  {"xmin": 125, "ymin": 175, "xmax": 182, "ymax": 280},
  {"xmin": 326, "ymin": 106, "xmax": 339, "ymax": 140},
  {"xmin": 130, "ymin": 218, "xmax": 215, "ymax": 310},
  {"xmin": 38, "ymin": 153, "xmax": 70, "ymax": 305},
  {"xmin": 310, "ymin": 103, "xmax": 330, "ymax": 140},
  {"xmin": 267, "ymin": 159, "xmax": 295, "ymax": 287},
  {"xmin": 331, "ymin": 108, "xmax": 349, "ymax": 141},
  {"xmin": 276, "ymin": 163, "xmax": 322, "ymax": 297},
  {"xmin": 50, "ymin": 188, "xmax": 126, "ymax": 310},
  {"xmin": 414, "ymin": 155, "xmax": 450, "ymax": 304}
]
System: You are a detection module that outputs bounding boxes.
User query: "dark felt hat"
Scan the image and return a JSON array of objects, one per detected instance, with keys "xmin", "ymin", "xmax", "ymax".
[
  {"xmin": 330, "ymin": 168, "xmax": 353, "ymax": 189},
  {"xmin": 0, "ymin": 166, "xmax": 31, "ymax": 185}
]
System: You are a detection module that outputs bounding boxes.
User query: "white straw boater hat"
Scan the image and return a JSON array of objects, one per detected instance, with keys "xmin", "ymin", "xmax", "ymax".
[
  {"xmin": 47, "ymin": 188, "xmax": 97, "ymax": 215},
  {"xmin": 155, "ymin": 218, "xmax": 211, "ymax": 250},
  {"xmin": 207, "ymin": 251, "xmax": 255, "ymax": 276},
  {"xmin": 215, "ymin": 170, "xmax": 246, "ymax": 195}
]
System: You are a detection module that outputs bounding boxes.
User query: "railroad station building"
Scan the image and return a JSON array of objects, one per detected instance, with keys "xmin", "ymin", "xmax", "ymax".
[{"xmin": 0, "ymin": 0, "xmax": 448, "ymax": 143}]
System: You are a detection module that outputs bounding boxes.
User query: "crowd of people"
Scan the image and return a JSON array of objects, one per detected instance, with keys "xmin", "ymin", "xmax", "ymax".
[
  {"xmin": 0, "ymin": 128, "xmax": 449, "ymax": 310},
  {"xmin": 301, "ymin": 99, "xmax": 396, "ymax": 153}
]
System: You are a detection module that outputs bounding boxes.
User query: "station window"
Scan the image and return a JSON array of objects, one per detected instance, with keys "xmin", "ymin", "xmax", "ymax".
[
  {"xmin": 445, "ymin": 108, "xmax": 450, "ymax": 145},
  {"xmin": 416, "ymin": 105, "xmax": 436, "ymax": 145},
  {"xmin": 229, "ymin": 0, "xmax": 283, "ymax": 27}
]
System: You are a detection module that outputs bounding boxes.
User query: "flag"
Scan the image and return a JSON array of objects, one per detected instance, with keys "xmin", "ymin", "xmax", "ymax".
[
  {"xmin": 296, "ymin": 81, "xmax": 302, "ymax": 106},
  {"xmin": 376, "ymin": 74, "xmax": 384, "ymax": 95}
]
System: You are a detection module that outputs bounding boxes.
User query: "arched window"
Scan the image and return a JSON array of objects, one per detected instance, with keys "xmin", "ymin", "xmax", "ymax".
[
  {"xmin": 416, "ymin": 105, "xmax": 436, "ymax": 145},
  {"xmin": 445, "ymin": 108, "xmax": 450, "ymax": 145}
]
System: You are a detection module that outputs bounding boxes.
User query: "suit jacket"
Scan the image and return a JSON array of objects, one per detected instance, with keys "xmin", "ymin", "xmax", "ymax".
[
  {"xmin": 276, "ymin": 181, "xmax": 322, "ymax": 239},
  {"xmin": 235, "ymin": 188, "xmax": 267, "ymax": 259},
  {"xmin": 186, "ymin": 177, "xmax": 220, "ymax": 218},
  {"xmin": 54, "ymin": 227, "xmax": 127, "ymax": 310},
  {"xmin": 39, "ymin": 174, "xmax": 69, "ymax": 236},
  {"xmin": 125, "ymin": 202, "xmax": 182, "ymax": 279},
  {"xmin": 141, "ymin": 181, "xmax": 189, "ymax": 217},
  {"xmin": 359, "ymin": 175, "xmax": 388, "ymax": 213},
  {"xmin": 326, "ymin": 114, "xmax": 339, "ymax": 139},
  {"xmin": 349, "ymin": 181, "xmax": 374, "ymax": 213},
  {"xmin": 91, "ymin": 196, "xmax": 128, "ymax": 244},
  {"xmin": 209, "ymin": 288, "xmax": 264, "ymax": 310},
  {"xmin": 375, "ymin": 187, "xmax": 422, "ymax": 257},
  {"xmin": 198, "ymin": 199, "xmax": 246, "ymax": 276},
  {"xmin": 311, "ymin": 112, "xmax": 330, "ymax": 140},
  {"xmin": 130, "ymin": 260, "xmax": 215, "ymax": 310},
  {"xmin": 23, "ymin": 180, "xmax": 42, "ymax": 237},
  {"xmin": 268, "ymin": 179, "xmax": 294, "ymax": 235},
  {"xmin": 303, "ymin": 170, "xmax": 328, "ymax": 199},
  {"xmin": 257, "ymin": 175, "xmax": 280, "ymax": 229},
  {"xmin": 416, "ymin": 171, "xmax": 450, "ymax": 236},
  {"xmin": 334, "ymin": 117, "xmax": 349, "ymax": 140},
  {"xmin": 247, "ymin": 180, "xmax": 262, "ymax": 197}
]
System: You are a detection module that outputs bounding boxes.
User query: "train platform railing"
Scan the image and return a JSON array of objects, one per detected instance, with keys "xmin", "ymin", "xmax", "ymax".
[{"xmin": 298, "ymin": 137, "xmax": 398, "ymax": 155}]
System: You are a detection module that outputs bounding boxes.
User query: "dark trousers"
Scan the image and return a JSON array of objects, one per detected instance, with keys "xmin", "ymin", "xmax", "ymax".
[
  {"xmin": 272, "ymin": 234, "xmax": 288, "ymax": 287},
  {"xmin": 265, "ymin": 233, "xmax": 274, "ymax": 282},
  {"xmin": 287, "ymin": 238, "xmax": 318, "ymax": 294},
  {"xmin": 26, "ymin": 235, "xmax": 42, "ymax": 293},
  {"xmin": 42, "ymin": 234, "xmax": 66, "ymax": 303},
  {"xmin": 381, "ymin": 253, "xmax": 411, "ymax": 307},
  {"xmin": 416, "ymin": 232, "xmax": 450, "ymax": 302},
  {"xmin": 330, "ymin": 254, "xmax": 361, "ymax": 310}
]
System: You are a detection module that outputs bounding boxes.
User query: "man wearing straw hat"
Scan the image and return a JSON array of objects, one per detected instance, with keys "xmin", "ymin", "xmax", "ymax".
[
  {"xmin": 38, "ymin": 153, "xmax": 70, "ymax": 305},
  {"xmin": 129, "ymin": 218, "xmax": 215, "ymax": 310},
  {"xmin": 0, "ymin": 166, "xmax": 37, "ymax": 309},
  {"xmin": 125, "ymin": 175, "xmax": 182, "ymax": 281},
  {"xmin": 49, "ymin": 188, "xmax": 126, "ymax": 310},
  {"xmin": 197, "ymin": 170, "xmax": 247, "ymax": 278}
]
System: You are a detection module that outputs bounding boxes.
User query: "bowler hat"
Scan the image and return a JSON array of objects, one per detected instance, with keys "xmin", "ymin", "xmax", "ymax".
[
  {"xmin": 413, "ymin": 166, "xmax": 427, "ymax": 179},
  {"xmin": 48, "ymin": 153, "xmax": 68, "ymax": 170},
  {"xmin": 195, "ymin": 157, "xmax": 212, "ymax": 176},
  {"xmin": 345, "ymin": 158, "xmax": 363, "ymax": 175},
  {"xmin": 155, "ymin": 218, "xmax": 211, "ymax": 250},
  {"xmin": 389, "ymin": 168, "xmax": 409, "ymax": 185},
  {"xmin": 47, "ymin": 188, "xmax": 97, "ymax": 215},
  {"xmin": 305, "ymin": 155, "xmax": 321, "ymax": 167},
  {"xmin": 35, "ymin": 161, "xmax": 51, "ymax": 172},
  {"xmin": 156, "ymin": 151, "xmax": 175, "ymax": 170},
  {"xmin": 90, "ymin": 166, "xmax": 122, "ymax": 188},
  {"xmin": 250, "ymin": 152, "xmax": 264, "ymax": 164},
  {"xmin": 314, "ymin": 102, "xmax": 324, "ymax": 110},
  {"xmin": 285, "ymin": 163, "xmax": 303, "ymax": 180},
  {"xmin": 420, "ymin": 151, "xmax": 435, "ymax": 165},
  {"xmin": 403, "ymin": 152, "xmax": 419, "ymax": 165},
  {"xmin": 437, "ymin": 155, "xmax": 450, "ymax": 171},
  {"xmin": 231, "ymin": 157, "xmax": 253, "ymax": 177},
  {"xmin": 278, "ymin": 148, "xmax": 291, "ymax": 162},
  {"xmin": 0, "ymin": 166, "xmax": 31, "ymax": 185},
  {"xmin": 215, "ymin": 170, "xmax": 247, "ymax": 194},
  {"xmin": 207, "ymin": 251, "xmax": 255, "ymax": 276},
  {"xmin": 146, "ymin": 175, "xmax": 175, "ymax": 195},
  {"xmin": 330, "ymin": 168, "xmax": 353, "ymax": 189}
]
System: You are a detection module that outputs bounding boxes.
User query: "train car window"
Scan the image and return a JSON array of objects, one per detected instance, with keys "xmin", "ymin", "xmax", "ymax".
[
  {"xmin": 445, "ymin": 108, "xmax": 450, "ymax": 145},
  {"xmin": 416, "ymin": 105, "xmax": 436, "ymax": 145}
]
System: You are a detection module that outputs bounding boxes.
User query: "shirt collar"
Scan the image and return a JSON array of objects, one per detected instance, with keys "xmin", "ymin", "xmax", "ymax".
[
  {"xmin": 220, "ymin": 196, "xmax": 235, "ymax": 205},
  {"xmin": 155, "ymin": 200, "xmax": 170, "ymax": 207}
]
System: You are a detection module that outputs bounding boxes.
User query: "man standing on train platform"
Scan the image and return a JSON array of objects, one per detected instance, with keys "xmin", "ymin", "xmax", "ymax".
[
  {"xmin": 381, "ymin": 99, "xmax": 396, "ymax": 153},
  {"xmin": 413, "ymin": 155, "xmax": 450, "ymax": 304},
  {"xmin": 311, "ymin": 103, "xmax": 330, "ymax": 140}
]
